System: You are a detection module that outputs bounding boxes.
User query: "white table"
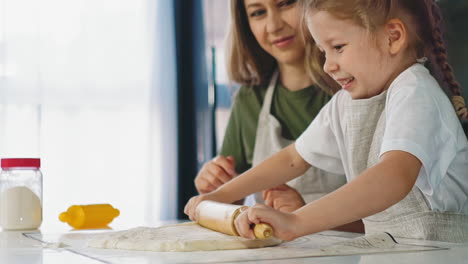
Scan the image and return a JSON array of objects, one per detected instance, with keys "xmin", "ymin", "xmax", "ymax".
[{"xmin": 1, "ymin": 224, "xmax": 467, "ymax": 264}]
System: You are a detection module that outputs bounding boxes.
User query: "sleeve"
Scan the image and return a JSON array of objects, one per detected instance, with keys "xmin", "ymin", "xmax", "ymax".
[
  {"xmin": 295, "ymin": 94, "xmax": 345, "ymax": 175},
  {"xmin": 219, "ymin": 88, "xmax": 251, "ymax": 174},
  {"xmin": 381, "ymin": 77, "xmax": 458, "ymax": 195}
]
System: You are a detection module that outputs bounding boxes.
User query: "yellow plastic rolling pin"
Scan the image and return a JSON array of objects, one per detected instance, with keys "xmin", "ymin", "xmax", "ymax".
[
  {"xmin": 195, "ymin": 200, "xmax": 273, "ymax": 239},
  {"xmin": 59, "ymin": 204, "xmax": 120, "ymax": 229}
]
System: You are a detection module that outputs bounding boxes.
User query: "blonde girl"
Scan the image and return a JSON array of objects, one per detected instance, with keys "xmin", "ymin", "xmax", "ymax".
[{"xmin": 185, "ymin": 0, "xmax": 468, "ymax": 242}]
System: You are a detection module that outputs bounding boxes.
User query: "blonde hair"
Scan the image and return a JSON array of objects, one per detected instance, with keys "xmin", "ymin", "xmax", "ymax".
[
  {"xmin": 299, "ymin": 0, "xmax": 340, "ymax": 94},
  {"xmin": 226, "ymin": 0, "xmax": 338, "ymax": 94},
  {"xmin": 302, "ymin": 0, "xmax": 468, "ymax": 119}
]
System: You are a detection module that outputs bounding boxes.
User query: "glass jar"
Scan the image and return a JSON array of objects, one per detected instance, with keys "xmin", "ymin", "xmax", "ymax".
[{"xmin": 0, "ymin": 158, "xmax": 43, "ymax": 230}]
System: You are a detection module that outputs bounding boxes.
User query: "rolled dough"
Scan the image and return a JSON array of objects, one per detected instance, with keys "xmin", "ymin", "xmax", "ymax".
[{"xmin": 87, "ymin": 222, "xmax": 282, "ymax": 252}]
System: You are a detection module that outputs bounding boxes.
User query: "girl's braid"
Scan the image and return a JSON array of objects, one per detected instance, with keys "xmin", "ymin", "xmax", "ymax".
[{"xmin": 428, "ymin": 0, "xmax": 467, "ymax": 119}]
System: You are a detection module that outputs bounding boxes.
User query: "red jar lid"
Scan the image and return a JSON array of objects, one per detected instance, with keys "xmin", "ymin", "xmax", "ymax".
[{"xmin": 1, "ymin": 158, "xmax": 41, "ymax": 168}]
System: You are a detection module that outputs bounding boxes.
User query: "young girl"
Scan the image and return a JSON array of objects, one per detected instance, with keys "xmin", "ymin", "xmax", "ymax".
[
  {"xmin": 185, "ymin": 0, "xmax": 468, "ymax": 242},
  {"xmin": 194, "ymin": 0, "xmax": 365, "ymax": 232}
]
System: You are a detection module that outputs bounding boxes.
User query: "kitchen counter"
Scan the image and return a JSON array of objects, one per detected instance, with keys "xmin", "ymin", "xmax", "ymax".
[{"xmin": 1, "ymin": 223, "xmax": 467, "ymax": 264}]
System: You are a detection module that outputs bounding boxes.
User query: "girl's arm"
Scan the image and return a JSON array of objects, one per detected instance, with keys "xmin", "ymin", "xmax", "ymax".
[
  {"xmin": 184, "ymin": 143, "xmax": 311, "ymax": 220},
  {"xmin": 236, "ymin": 150, "xmax": 421, "ymax": 240}
]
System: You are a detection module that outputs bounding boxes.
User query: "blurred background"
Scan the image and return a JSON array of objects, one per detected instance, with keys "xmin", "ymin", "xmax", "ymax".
[{"xmin": 0, "ymin": 0, "xmax": 466, "ymax": 229}]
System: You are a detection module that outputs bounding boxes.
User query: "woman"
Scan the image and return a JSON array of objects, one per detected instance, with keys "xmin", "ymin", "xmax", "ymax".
[{"xmin": 195, "ymin": 0, "xmax": 363, "ymax": 232}]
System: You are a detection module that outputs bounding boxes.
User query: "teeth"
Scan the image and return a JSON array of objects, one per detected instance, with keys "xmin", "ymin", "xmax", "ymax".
[{"xmin": 338, "ymin": 77, "xmax": 354, "ymax": 86}]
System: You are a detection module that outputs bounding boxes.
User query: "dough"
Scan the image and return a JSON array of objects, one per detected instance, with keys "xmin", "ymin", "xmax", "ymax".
[{"xmin": 87, "ymin": 222, "xmax": 282, "ymax": 252}]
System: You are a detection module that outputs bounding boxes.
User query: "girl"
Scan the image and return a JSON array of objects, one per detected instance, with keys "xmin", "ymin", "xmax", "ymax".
[
  {"xmin": 194, "ymin": 0, "xmax": 364, "ymax": 232},
  {"xmin": 185, "ymin": 0, "xmax": 468, "ymax": 242}
]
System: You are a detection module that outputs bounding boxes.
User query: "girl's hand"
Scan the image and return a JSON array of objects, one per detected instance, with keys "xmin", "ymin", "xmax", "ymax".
[
  {"xmin": 234, "ymin": 204, "xmax": 299, "ymax": 241},
  {"xmin": 194, "ymin": 156, "xmax": 237, "ymax": 194},
  {"xmin": 263, "ymin": 184, "xmax": 305, "ymax": 213},
  {"xmin": 184, "ymin": 193, "xmax": 216, "ymax": 221}
]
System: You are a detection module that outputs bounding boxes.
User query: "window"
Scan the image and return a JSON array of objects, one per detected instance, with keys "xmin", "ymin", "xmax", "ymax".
[
  {"xmin": 203, "ymin": 0, "xmax": 238, "ymax": 150},
  {"xmin": 0, "ymin": 0, "xmax": 177, "ymax": 229}
]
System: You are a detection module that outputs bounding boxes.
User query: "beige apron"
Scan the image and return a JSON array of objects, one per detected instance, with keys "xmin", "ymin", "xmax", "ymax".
[
  {"xmin": 344, "ymin": 91, "xmax": 468, "ymax": 242},
  {"xmin": 244, "ymin": 71, "xmax": 346, "ymax": 206}
]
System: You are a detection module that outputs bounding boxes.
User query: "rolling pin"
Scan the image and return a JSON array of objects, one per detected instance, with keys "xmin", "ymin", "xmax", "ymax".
[{"xmin": 195, "ymin": 200, "xmax": 273, "ymax": 239}]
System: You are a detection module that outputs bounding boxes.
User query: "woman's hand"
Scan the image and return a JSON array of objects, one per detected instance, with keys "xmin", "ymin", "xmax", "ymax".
[
  {"xmin": 263, "ymin": 184, "xmax": 305, "ymax": 212},
  {"xmin": 234, "ymin": 204, "xmax": 299, "ymax": 241},
  {"xmin": 194, "ymin": 156, "xmax": 237, "ymax": 194}
]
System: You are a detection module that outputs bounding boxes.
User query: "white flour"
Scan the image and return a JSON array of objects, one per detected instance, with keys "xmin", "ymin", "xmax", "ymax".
[
  {"xmin": 86, "ymin": 222, "xmax": 282, "ymax": 252},
  {"xmin": 0, "ymin": 186, "xmax": 42, "ymax": 230}
]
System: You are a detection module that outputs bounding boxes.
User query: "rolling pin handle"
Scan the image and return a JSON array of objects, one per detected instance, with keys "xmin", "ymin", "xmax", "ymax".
[{"xmin": 254, "ymin": 223, "xmax": 273, "ymax": 239}]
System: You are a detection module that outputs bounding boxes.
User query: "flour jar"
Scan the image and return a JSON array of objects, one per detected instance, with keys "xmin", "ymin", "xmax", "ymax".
[{"xmin": 0, "ymin": 158, "xmax": 43, "ymax": 230}]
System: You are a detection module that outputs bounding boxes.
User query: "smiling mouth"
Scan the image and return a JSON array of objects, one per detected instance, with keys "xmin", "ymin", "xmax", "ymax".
[
  {"xmin": 336, "ymin": 77, "xmax": 354, "ymax": 89},
  {"xmin": 272, "ymin": 36, "xmax": 295, "ymax": 48}
]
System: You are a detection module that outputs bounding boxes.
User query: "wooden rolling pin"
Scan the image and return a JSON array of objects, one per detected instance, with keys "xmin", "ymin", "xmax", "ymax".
[{"xmin": 195, "ymin": 200, "xmax": 273, "ymax": 239}]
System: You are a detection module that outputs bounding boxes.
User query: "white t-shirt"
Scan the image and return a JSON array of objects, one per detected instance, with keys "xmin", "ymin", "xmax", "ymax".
[{"xmin": 296, "ymin": 63, "xmax": 468, "ymax": 214}]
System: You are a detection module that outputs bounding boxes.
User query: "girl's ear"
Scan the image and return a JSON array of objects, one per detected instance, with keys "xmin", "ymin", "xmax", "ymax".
[{"xmin": 385, "ymin": 18, "xmax": 407, "ymax": 55}]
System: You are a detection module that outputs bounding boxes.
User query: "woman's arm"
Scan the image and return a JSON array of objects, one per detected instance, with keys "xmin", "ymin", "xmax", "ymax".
[
  {"xmin": 184, "ymin": 143, "xmax": 311, "ymax": 220},
  {"xmin": 194, "ymin": 156, "xmax": 237, "ymax": 194},
  {"xmin": 236, "ymin": 150, "xmax": 421, "ymax": 240}
]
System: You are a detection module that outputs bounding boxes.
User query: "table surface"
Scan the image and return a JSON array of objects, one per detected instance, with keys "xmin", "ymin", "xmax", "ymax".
[{"xmin": 1, "ymin": 222, "xmax": 467, "ymax": 264}]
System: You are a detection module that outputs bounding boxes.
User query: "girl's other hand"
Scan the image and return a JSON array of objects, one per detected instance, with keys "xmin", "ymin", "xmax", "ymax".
[
  {"xmin": 234, "ymin": 204, "xmax": 299, "ymax": 241},
  {"xmin": 263, "ymin": 184, "xmax": 305, "ymax": 212},
  {"xmin": 195, "ymin": 156, "xmax": 237, "ymax": 194}
]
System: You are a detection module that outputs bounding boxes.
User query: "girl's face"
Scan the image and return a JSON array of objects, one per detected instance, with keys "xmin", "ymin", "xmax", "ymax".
[
  {"xmin": 307, "ymin": 10, "xmax": 397, "ymax": 99},
  {"xmin": 244, "ymin": 0, "xmax": 305, "ymax": 67}
]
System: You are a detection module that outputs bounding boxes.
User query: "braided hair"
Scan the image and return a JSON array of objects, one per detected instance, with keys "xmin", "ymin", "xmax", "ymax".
[{"xmin": 425, "ymin": 0, "xmax": 467, "ymax": 119}]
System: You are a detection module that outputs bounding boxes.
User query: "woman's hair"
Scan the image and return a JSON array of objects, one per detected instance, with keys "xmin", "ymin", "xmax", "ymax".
[
  {"xmin": 226, "ymin": 0, "xmax": 339, "ymax": 94},
  {"xmin": 301, "ymin": 0, "xmax": 468, "ymax": 119},
  {"xmin": 226, "ymin": 0, "xmax": 276, "ymax": 86}
]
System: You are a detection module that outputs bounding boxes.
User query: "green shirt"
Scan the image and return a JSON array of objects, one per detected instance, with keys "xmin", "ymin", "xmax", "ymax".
[{"xmin": 220, "ymin": 82, "xmax": 331, "ymax": 174}]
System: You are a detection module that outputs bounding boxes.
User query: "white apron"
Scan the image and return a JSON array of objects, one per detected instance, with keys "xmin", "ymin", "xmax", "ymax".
[
  {"xmin": 344, "ymin": 91, "xmax": 468, "ymax": 242},
  {"xmin": 245, "ymin": 71, "xmax": 347, "ymax": 206}
]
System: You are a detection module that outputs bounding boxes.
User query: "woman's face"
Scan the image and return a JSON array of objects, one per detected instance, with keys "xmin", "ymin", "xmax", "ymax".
[{"xmin": 244, "ymin": 0, "xmax": 305, "ymax": 66}]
